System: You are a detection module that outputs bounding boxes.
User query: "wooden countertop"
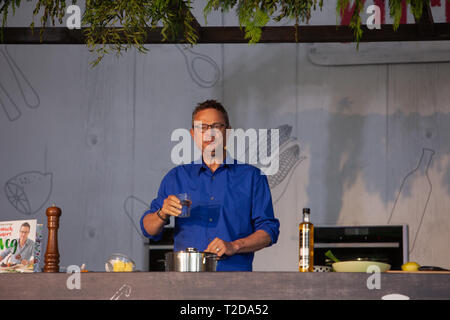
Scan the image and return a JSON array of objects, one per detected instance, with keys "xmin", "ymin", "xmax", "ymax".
[{"xmin": 0, "ymin": 272, "xmax": 449, "ymax": 300}]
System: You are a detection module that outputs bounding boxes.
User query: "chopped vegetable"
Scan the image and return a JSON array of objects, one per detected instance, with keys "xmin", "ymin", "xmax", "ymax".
[{"xmin": 325, "ymin": 250, "xmax": 340, "ymax": 263}]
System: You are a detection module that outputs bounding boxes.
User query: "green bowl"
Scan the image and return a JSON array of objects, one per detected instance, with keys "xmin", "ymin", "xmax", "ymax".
[{"xmin": 332, "ymin": 261, "xmax": 391, "ymax": 272}]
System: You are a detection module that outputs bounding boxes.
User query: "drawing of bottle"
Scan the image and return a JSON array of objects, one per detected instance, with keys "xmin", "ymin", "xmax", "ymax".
[{"xmin": 388, "ymin": 148, "xmax": 435, "ymax": 253}]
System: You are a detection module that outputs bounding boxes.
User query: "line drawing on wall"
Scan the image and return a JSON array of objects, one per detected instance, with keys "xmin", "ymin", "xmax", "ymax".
[
  {"xmin": 4, "ymin": 171, "xmax": 53, "ymax": 215},
  {"xmin": 269, "ymin": 143, "xmax": 306, "ymax": 205},
  {"xmin": 387, "ymin": 148, "xmax": 435, "ymax": 253},
  {"xmin": 175, "ymin": 44, "xmax": 221, "ymax": 88},
  {"xmin": 241, "ymin": 124, "xmax": 306, "ymax": 205},
  {"xmin": 124, "ymin": 195, "xmax": 150, "ymax": 240},
  {"xmin": 0, "ymin": 46, "xmax": 40, "ymax": 121},
  {"xmin": 110, "ymin": 284, "xmax": 132, "ymax": 300},
  {"xmin": 268, "ymin": 144, "xmax": 300, "ymax": 188}
]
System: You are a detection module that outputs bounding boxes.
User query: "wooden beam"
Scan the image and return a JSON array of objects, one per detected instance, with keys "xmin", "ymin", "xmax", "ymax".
[{"xmin": 2, "ymin": 24, "xmax": 450, "ymax": 44}]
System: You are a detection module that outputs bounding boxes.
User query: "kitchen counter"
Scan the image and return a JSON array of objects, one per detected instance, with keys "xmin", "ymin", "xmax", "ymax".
[{"xmin": 0, "ymin": 272, "xmax": 448, "ymax": 300}]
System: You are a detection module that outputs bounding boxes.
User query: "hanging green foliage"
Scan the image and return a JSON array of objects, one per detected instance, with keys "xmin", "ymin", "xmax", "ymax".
[
  {"xmin": 1, "ymin": 0, "xmax": 25, "ymax": 36},
  {"xmin": 0, "ymin": 0, "xmax": 433, "ymax": 66}
]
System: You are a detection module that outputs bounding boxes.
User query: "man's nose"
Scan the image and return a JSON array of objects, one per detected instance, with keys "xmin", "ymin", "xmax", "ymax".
[{"xmin": 203, "ymin": 130, "xmax": 215, "ymax": 141}]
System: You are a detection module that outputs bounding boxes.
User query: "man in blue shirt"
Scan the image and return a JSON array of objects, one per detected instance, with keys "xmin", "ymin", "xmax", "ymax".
[{"xmin": 140, "ymin": 100, "xmax": 280, "ymax": 271}]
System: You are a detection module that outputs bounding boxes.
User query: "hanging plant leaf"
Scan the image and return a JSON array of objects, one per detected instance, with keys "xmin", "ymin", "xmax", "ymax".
[{"xmin": 0, "ymin": 0, "xmax": 435, "ymax": 66}]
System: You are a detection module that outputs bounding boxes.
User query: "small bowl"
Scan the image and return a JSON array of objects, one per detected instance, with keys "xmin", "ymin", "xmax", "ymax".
[
  {"xmin": 105, "ymin": 253, "xmax": 136, "ymax": 272},
  {"xmin": 332, "ymin": 261, "xmax": 391, "ymax": 273}
]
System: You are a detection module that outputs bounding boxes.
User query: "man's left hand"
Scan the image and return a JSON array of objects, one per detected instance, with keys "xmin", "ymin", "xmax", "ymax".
[{"xmin": 205, "ymin": 237, "xmax": 239, "ymax": 257}]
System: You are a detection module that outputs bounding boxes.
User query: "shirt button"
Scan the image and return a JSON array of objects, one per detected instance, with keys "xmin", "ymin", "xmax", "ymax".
[
  {"xmin": 209, "ymin": 218, "xmax": 213, "ymax": 222},
  {"xmin": 212, "ymin": 176, "xmax": 215, "ymax": 180},
  {"xmin": 210, "ymin": 196, "xmax": 214, "ymax": 201}
]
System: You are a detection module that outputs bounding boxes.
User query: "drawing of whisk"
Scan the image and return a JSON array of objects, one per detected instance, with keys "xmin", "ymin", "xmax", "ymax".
[
  {"xmin": 175, "ymin": 44, "xmax": 221, "ymax": 88},
  {"xmin": 0, "ymin": 46, "xmax": 40, "ymax": 121}
]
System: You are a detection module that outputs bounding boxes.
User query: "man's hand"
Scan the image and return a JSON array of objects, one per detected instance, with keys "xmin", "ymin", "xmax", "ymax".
[
  {"xmin": 142, "ymin": 194, "xmax": 187, "ymax": 237},
  {"xmin": 205, "ymin": 230, "xmax": 272, "ymax": 258},
  {"xmin": 21, "ymin": 259, "xmax": 29, "ymax": 266},
  {"xmin": 161, "ymin": 195, "xmax": 183, "ymax": 218},
  {"xmin": 205, "ymin": 237, "xmax": 239, "ymax": 258}
]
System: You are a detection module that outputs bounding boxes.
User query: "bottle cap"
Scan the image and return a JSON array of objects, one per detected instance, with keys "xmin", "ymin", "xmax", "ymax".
[{"xmin": 303, "ymin": 208, "xmax": 310, "ymax": 214}]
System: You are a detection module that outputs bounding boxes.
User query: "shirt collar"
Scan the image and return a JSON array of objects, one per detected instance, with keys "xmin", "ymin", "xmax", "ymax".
[{"xmin": 195, "ymin": 153, "xmax": 236, "ymax": 175}]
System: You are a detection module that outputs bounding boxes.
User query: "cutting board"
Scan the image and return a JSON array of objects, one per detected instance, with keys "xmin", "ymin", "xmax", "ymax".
[{"xmin": 386, "ymin": 271, "xmax": 450, "ymax": 274}]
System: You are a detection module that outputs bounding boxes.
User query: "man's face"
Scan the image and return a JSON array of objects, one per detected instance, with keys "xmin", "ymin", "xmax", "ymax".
[
  {"xmin": 19, "ymin": 226, "xmax": 30, "ymax": 243},
  {"xmin": 190, "ymin": 108, "xmax": 229, "ymax": 155}
]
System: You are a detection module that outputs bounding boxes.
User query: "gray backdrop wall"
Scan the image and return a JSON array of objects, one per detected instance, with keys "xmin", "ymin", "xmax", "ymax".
[{"xmin": 1, "ymin": 1, "xmax": 449, "ymax": 271}]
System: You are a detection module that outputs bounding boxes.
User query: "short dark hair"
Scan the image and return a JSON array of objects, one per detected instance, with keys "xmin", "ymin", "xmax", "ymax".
[
  {"xmin": 192, "ymin": 100, "xmax": 230, "ymax": 128},
  {"xmin": 20, "ymin": 222, "xmax": 30, "ymax": 230}
]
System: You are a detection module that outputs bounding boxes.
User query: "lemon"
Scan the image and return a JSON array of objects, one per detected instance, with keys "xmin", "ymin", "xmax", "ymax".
[
  {"xmin": 401, "ymin": 262, "xmax": 421, "ymax": 271},
  {"xmin": 113, "ymin": 260, "xmax": 125, "ymax": 272},
  {"xmin": 124, "ymin": 262, "xmax": 133, "ymax": 272}
]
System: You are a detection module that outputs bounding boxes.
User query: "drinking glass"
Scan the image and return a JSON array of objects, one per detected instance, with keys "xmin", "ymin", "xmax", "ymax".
[{"xmin": 176, "ymin": 193, "xmax": 191, "ymax": 218}]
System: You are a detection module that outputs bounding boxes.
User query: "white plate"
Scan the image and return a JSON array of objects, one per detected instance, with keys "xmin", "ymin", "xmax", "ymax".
[{"xmin": 332, "ymin": 261, "xmax": 391, "ymax": 273}]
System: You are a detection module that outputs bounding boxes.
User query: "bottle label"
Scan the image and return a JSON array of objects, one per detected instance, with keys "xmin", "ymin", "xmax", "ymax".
[
  {"xmin": 299, "ymin": 226, "xmax": 310, "ymax": 268},
  {"xmin": 299, "ymin": 248, "xmax": 309, "ymax": 257},
  {"xmin": 299, "ymin": 250, "xmax": 309, "ymax": 265}
]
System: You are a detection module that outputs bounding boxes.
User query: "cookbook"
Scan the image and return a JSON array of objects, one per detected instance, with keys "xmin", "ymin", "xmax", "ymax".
[{"xmin": 0, "ymin": 219, "xmax": 38, "ymax": 273}]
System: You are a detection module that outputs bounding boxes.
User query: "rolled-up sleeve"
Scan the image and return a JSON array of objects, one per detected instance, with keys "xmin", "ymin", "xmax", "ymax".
[
  {"xmin": 0, "ymin": 248, "xmax": 11, "ymax": 260},
  {"xmin": 251, "ymin": 169, "xmax": 280, "ymax": 246},
  {"xmin": 140, "ymin": 170, "xmax": 173, "ymax": 241}
]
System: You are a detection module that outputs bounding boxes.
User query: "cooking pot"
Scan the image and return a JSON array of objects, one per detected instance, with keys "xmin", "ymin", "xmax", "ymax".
[{"xmin": 164, "ymin": 247, "xmax": 218, "ymax": 272}]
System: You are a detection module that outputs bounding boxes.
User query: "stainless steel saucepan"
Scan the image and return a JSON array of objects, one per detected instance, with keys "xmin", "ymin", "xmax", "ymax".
[{"xmin": 164, "ymin": 247, "xmax": 218, "ymax": 272}]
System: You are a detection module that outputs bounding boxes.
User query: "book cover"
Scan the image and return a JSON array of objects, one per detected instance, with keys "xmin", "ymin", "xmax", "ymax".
[
  {"xmin": 0, "ymin": 219, "xmax": 37, "ymax": 273},
  {"xmin": 33, "ymin": 224, "xmax": 43, "ymax": 272}
]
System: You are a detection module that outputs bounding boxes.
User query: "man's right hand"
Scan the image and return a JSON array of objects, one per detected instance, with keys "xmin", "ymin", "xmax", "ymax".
[
  {"xmin": 142, "ymin": 195, "xmax": 183, "ymax": 237},
  {"xmin": 160, "ymin": 195, "xmax": 183, "ymax": 218}
]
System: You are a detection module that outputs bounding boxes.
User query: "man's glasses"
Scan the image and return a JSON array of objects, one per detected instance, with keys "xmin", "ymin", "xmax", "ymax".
[{"xmin": 193, "ymin": 123, "xmax": 226, "ymax": 132}]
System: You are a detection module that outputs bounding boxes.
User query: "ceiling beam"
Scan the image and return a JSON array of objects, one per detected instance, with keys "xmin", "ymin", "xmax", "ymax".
[{"xmin": 2, "ymin": 23, "xmax": 450, "ymax": 45}]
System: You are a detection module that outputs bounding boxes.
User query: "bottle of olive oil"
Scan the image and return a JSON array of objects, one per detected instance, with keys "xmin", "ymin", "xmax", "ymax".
[{"xmin": 299, "ymin": 208, "xmax": 314, "ymax": 272}]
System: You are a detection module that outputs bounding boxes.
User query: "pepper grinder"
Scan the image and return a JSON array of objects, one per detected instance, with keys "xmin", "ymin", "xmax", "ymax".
[{"xmin": 43, "ymin": 205, "xmax": 62, "ymax": 272}]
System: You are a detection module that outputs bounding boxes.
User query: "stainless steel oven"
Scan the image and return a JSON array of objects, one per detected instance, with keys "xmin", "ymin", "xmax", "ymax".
[{"xmin": 313, "ymin": 225, "xmax": 408, "ymax": 270}]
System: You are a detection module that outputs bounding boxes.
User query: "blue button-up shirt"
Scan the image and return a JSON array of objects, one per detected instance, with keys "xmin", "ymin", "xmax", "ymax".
[{"xmin": 140, "ymin": 159, "xmax": 280, "ymax": 271}]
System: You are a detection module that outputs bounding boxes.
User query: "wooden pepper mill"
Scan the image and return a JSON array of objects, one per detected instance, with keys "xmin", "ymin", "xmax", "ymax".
[{"xmin": 43, "ymin": 205, "xmax": 62, "ymax": 272}]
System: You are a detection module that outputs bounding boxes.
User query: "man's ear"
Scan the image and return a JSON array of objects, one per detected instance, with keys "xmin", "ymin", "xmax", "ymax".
[{"xmin": 190, "ymin": 128, "xmax": 194, "ymax": 138}]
